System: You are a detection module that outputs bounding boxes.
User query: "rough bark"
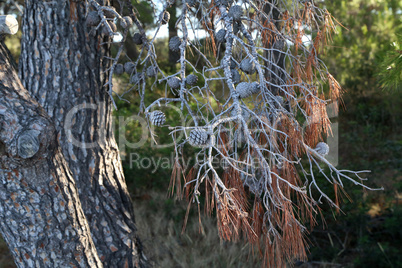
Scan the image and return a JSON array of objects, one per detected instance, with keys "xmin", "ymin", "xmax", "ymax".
[
  {"xmin": 0, "ymin": 41, "xmax": 102, "ymax": 268},
  {"xmin": 18, "ymin": 0, "xmax": 146, "ymax": 266}
]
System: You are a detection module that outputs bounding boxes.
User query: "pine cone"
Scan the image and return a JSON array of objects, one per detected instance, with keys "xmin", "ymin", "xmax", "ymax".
[
  {"xmin": 169, "ymin": 36, "xmax": 182, "ymax": 52},
  {"xmin": 103, "ymin": 7, "xmax": 116, "ymax": 19},
  {"xmin": 121, "ymin": 16, "xmax": 133, "ymax": 28},
  {"xmin": 230, "ymin": 107, "xmax": 250, "ymax": 121},
  {"xmin": 216, "ymin": 0, "xmax": 233, "ymax": 7},
  {"xmin": 220, "ymin": 58, "xmax": 237, "ymax": 69},
  {"xmin": 101, "ymin": 21, "xmax": 116, "ymax": 35},
  {"xmin": 233, "ymin": 22, "xmax": 241, "ymax": 35},
  {"xmin": 146, "ymin": 66, "xmax": 157, "ymax": 77},
  {"xmin": 186, "ymin": 0, "xmax": 197, "ymax": 7},
  {"xmin": 216, "ymin": 29, "xmax": 226, "ymax": 43},
  {"xmin": 188, "ymin": 128, "xmax": 209, "ymax": 147},
  {"xmin": 124, "ymin": 62, "xmax": 135, "ymax": 74},
  {"xmin": 133, "ymin": 33, "xmax": 143, "ymax": 45},
  {"xmin": 250, "ymin": 82, "xmax": 260, "ymax": 94},
  {"xmin": 149, "ymin": 110, "xmax": 166, "ymax": 127},
  {"xmin": 273, "ymin": 95, "xmax": 284, "ymax": 108},
  {"xmin": 86, "ymin": 11, "xmax": 101, "ymax": 27},
  {"xmin": 168, "ymin": 77, "xmax": 181, "ymax": 89},
  {"xmin": 236, "ymin": 82, "xmax": 258, "ymax": 98},
  {"xmin": 114, "ymin": 64, "xmax": 124, "ymax": 75},
  {"xmin": 228, "ymin": 5, "xmax": 243, "ymax": 21},
  {"xmin": 240, "ymin": 58, "xmax": 256, "ymax": 74},
  {"xmin": 185, "ymin": 74, "xmax": 198, "ymax": 86},
  {"xmin": 130, "ymin": 73, "xmax": 143, "ymax": 84},
  {"xmin": 314, "ymin": 142, "xmax": 329, "ymax": 156},
  {"xmin": 162, "ymin": 12, "xmax": 170, "ymax": 25},
  {"xmin": 231, "ymin": 69, "xmax": 241, "ymax": 84}
]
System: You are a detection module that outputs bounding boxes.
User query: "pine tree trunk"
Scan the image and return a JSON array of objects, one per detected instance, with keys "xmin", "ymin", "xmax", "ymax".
[
  {"xmin": 0, "ymin": 41, "xmax": 102, "ymax": 268},
  {"xmin": 18, "ymin": 1, "xmax": 145, "ymax": 266}
]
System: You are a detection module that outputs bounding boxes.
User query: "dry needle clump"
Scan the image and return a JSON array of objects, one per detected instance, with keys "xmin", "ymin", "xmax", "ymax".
[
  {"xmin": 149, "ymin": 110, "xmax": 166, "ymax": 127},
  {"xmin": 188, "ymin": 128, "xmax": 209, "ymax": 146}
]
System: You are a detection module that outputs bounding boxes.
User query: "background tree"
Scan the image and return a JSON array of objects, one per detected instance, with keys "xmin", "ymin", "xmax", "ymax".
[{"xmin": 0, "ymin": 0, "xmax": 391, "ymax": 267}]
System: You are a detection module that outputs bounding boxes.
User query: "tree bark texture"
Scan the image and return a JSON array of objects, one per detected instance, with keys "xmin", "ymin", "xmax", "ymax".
[
  {"xmin": 18, "ymin": 1, "xmax": 146, "ymax": 267},
  {"xmin": 0, "ymin": 41, "xmax": 102, "ymax": 267}
]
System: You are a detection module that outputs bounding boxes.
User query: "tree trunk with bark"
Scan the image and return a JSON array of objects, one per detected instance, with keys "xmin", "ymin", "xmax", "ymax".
[
  {"xmin": 0, "ymin": 40, "xmax": 102, "ymax": 268},
  {"xmin": 0, "ymin": 0, "xmax": 146, "ymax": 267}
]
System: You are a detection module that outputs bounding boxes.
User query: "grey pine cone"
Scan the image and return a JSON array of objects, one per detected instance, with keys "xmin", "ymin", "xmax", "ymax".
[
  {"xmin": 149, "ymin": 110, "xmax": 166, "ymax": 127},
  {"xmin": 188, "ymin": 128, "xmax": 209, "ymax": 147},
  {"xmin": 314, "ymin": 142, "xmax": 329, "ymax": 156},
  {"xmin": 103, "ymin": 7, "xmax": 116, "ymax": 19},
  {"xmin": 230, "ymin": 107, "xmax": 250, "ymax": 121},
  {"xmin": 220, "ymin": 58, "xmax": 237, "ymax": 69},
  {"xmin": 216, "ymin": 29, "xmax": 226, "ymax": 43},
  {"xmin": 86, "ymin": 11, "xmax": 101, "ymax": 27},
  {"xmin": 217, "ymin": 0, "xmax": 233, "ymax": 7},
  {"xmin": 114, "ymin": 64, "xmax": 124, "ymax": 75},
  {"xmin": 273, "ymin": 95, "xmax": 284, "ymax": 108},
  {"xmin": 240, "ymin": 58, "xmax": 256, "ymax": 74},
  {"xmin": 168, "ymin": 77, "xmax": 181, "ymax": 89},
  {"xmin": 130, "ymin": 73, "xmax": 143, "ymax": 84},
  {"xmin": 124, "ymin": 62, "xmax": 135, "ymax": 74},
  {"xmin": 186, "ymin": 0, "xmax": 197, "ymax": 7},
  {"xmin": 185, "ymin": 74, "xmax": 198, "ymax": 86},
  {"xmin": 236, "ymin": 82, "xmax": 256, "ymax": 98},
  {"xmin": 146, "ymin": 66, "xmax": 157, "ymax": 77},
  {"xmin": 228, "ymin": 5, "xmax": 243, "ymax": 21},
  {"xmin": 231, "ymin": 69, "xmax": 241, "ymax": 84},
  {"xmin": 230, "ymin": 59, "xmax": 237, "ymax": 69},
  {"xmin": 133, "ymin": 33, "xmax": 143, "ymax": 45},
  {"xmin": 121, "ymin": 16, "xmax": 133, "ymax": 28},
  {"xmin": 162, "ymin": 12, "xmax": 170, "ymax": 25},
  {"xmin": 169, "ymin": 36, "xmax": 182, "ymax": 52},
  {"xmin": 102, "ymin": 21, "xmax": 117, "ymax": 35},
  {"xmin": 250, "ymin": 82, "xmax": 260, "ymax": 94},
  {"xmin": 233, "ymin": 22, "xmax": 241, "ymax": 35}
]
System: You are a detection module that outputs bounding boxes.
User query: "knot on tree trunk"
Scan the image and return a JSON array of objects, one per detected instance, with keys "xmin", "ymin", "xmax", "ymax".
[{"xmin": 17, "ymin": 129, "xmax": 40, "ymax": 159}]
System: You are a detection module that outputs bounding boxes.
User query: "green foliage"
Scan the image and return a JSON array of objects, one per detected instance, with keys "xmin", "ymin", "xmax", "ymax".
[
  {"xmin": 303, "ymin": 1, "xmax": 402, "ymax": 266},
  {"xmin": 377, "ymin": 33, "xmax": 402, "ymax": 91},
  {"xmin": 322, "ymin": 0, "xmax": 402, "ymax": 96}
]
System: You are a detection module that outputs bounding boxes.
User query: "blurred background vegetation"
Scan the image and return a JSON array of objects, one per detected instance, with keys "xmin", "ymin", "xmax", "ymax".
[{"xmin": 1, "ymin": 0, "xmax": 402, "ymax": 267}]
